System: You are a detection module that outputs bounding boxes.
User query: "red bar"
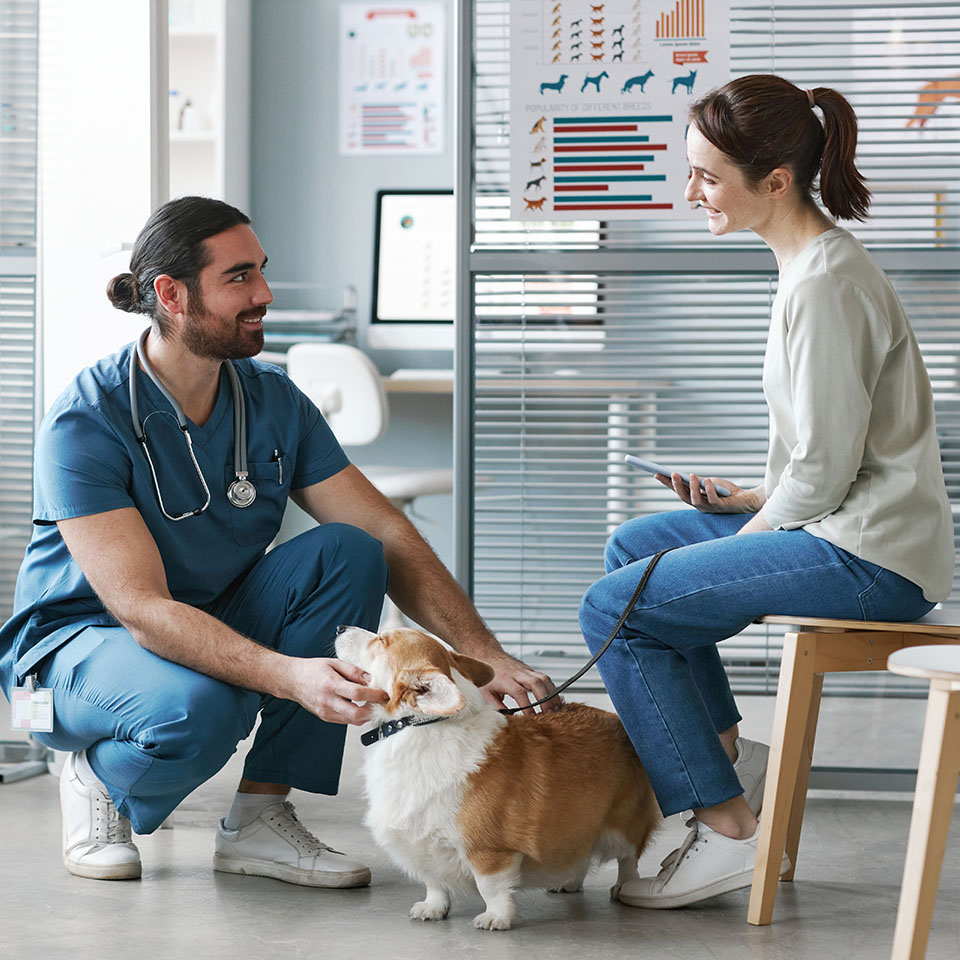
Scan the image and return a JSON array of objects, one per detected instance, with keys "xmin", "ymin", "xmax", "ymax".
[
  {"xmin": 556, "ymin": 125, "xmax": 639, "ymax": 132},
  {"xmin": 560, "ymin": 163, "xmax": 646, "ymax": 170},
  {"xmin": 555, "ymin": 184, "xmax": 609, "ymax": 191},
  {"xmin": 554, "ymin": 143, "xmax": 668, "ymax": 151},
  {"xmin": 553, "ymin": 203, "xmax": 674, "ymax": 210}
]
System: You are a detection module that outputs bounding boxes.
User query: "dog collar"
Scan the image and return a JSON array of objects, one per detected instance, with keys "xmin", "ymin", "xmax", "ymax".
[{"xmin": 360, "ymin": 714, "xmax": 449, "ymax": 747}]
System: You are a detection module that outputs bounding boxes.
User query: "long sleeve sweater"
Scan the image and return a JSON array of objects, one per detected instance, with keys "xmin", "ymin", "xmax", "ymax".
[{"xmin": 761, "ymin": 226, "xmax": 954, "ymax": 602}]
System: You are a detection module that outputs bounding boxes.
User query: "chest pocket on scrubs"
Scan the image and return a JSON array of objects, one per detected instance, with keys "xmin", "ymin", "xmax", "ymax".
[{"xmin": 227, "ymin": 458, "xmax": 290, "ymax": 547}]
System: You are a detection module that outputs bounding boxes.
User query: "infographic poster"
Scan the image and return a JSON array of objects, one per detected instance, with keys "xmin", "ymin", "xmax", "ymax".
[
  {"xmin": 509, "ymin": 0, "xmax": 730, "ymax": 219},
  {"xmin": 340, "ymin": 3, "xmax": 445, "ymax": 155}
]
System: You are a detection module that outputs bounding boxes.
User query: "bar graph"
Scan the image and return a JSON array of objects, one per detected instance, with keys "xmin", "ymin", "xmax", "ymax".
[
  {"xmin": 551, "ymin": 116, "xmax": 674, "ymax": 212},
  {"xmin": 655, "ymin": 0, "xmax": 705, "ymax": 38}
]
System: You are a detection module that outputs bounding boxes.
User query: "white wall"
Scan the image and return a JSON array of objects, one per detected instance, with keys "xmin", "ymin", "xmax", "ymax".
[{"xmin": 38, "ymin": 0, "xmax": 158, "ymax": 410}]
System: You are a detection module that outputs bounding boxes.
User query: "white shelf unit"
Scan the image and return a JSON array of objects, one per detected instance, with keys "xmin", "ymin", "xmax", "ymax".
[{"xmin": 167, "ymin": 0, "xmax": 250, "ymax": 210}]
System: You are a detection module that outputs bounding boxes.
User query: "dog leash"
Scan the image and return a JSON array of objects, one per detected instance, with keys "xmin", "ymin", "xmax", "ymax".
[
  {"xmin": 360, "ymin": 547, "xmax": 675, "ymax": 745},
  {"xmin": 498, "ymin": 546, "xmax": 675, "ymax": 715}
]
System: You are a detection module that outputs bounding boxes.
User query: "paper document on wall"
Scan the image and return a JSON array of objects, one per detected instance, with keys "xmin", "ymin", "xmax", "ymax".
[
  {"xmin": 510, "ymin": 0, "xmax": 730, "ymax": 220},
  {"xmin": 340, "ymin": 3, "xmax": 445, "ymax": 155}
]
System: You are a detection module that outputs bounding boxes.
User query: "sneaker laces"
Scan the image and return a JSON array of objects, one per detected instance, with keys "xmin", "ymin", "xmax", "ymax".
[
  {"xmin": 266, "ymin": 801, "xmax": 344, "ymax": 858},
  {"xmin": 659, "ymin": 815, "xmax": 697, "ymax": 871},
  {"xmin": 93, "ymin": 792, "xmax": 133, "ymax": 844},
  {"xmin": 656, "ymin": 821, "xmax": 705, "ymax": 884}
]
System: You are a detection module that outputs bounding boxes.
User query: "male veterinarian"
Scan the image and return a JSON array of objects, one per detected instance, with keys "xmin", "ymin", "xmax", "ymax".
[{"xmin": 0, "ymin": 196, "xmax": 556, "ymax": 886}]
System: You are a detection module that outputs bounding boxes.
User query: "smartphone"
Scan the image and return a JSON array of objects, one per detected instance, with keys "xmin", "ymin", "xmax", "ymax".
[{"xmin": 624, "ymin": 455, "xmax": 731, "ymax": 497}]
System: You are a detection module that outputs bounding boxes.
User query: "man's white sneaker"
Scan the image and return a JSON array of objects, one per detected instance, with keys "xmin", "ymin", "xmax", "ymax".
[
  {"xmin": 733, "ymin": 738, "xmax": 769, "ymax": 816},
  {"xmin": 617, "ymin": 820, "xmax": 789, "ymax": 910},
  {"xmin": 60, "ymin": 752, "xmax": 141, "ymax": 880},
  {"xmin": 213, "ymin": 800, "xmax": 371, "ymax": 888}
]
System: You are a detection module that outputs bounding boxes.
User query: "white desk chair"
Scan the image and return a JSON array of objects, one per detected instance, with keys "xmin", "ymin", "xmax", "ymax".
[
  {"xmin": 285, "ymin": 343, "xmax": 453, "ymax": 630},
  {"xmin": 887, "ymin": 644, "xmax": 960, "ymax": 960}
]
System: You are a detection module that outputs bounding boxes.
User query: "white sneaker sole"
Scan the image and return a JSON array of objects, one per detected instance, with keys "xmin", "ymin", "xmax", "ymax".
[
  {"xmin": 213, "ymin": 853, "xmax": 371, "ymax": 888},
  {"xmin": 63, "ymin": 854, "xmax": 142, "ymax": 881}
]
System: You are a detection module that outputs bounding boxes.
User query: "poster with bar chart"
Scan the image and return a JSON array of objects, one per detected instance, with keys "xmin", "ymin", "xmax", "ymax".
[
  {"xmin": 339, "ymin": 3, "xmax": 444, "ymax": 155},
  {"xmin": 509, "ymin": 0, "xmax": 729, "ymax": 220}
]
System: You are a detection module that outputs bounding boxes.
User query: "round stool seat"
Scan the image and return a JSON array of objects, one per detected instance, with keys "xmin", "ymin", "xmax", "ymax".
[{"xmin": 888, "ymin": 644, "xmax": 960, "ymax": 682}]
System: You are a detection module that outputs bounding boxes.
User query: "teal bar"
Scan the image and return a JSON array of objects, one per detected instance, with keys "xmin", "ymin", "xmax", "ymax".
[
  {"xmin": 555, "ymin": 136, "xmax": 651, "ymax": 143},
  {"xmin": 553, "ymin": 115, "xmax": 673, "ymax": 123},
  {"xmin": 554, "ymin": 175, "xmax": 667, "ymax": 182},
  {"xmin": 555, "ymin": 195, "xmax": 653, "ymax": 202},
  {"xmin": 553, "ymin": 155, "xmax": 655, "ymax": 163}
]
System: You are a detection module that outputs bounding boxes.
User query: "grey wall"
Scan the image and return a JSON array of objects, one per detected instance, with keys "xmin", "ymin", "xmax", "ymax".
[{"xmin": 250, "ymin": 0, "xmax": 455, "ymax": 570}]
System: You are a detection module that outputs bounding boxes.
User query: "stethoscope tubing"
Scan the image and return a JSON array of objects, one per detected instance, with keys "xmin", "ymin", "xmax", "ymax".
[{"xmin": 129, "ymin": 329, "xmax": 253, "ymax": 519}]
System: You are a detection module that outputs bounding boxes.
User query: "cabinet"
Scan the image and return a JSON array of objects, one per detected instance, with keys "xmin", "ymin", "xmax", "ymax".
[{"xmin": 167, "ymin": 0, "xmax": 250, "ymax": 210}]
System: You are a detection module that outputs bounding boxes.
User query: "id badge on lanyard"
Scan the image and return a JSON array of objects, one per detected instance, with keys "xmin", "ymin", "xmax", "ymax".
[{"xmin": 11, "ymin": 674, "xmax": 54, "ymax": 734}]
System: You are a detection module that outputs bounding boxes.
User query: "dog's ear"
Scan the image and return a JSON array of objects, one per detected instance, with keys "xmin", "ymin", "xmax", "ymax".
[
  {"xmin": 450, "ymin": 653, "xmax": 496, "ymax": 689},
  {"xmin": 398, "ymin": 669, "xmax": 465, "ymax": 716}
]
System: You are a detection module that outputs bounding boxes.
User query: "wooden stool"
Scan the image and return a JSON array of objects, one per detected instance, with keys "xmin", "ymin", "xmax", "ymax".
[
  {"xmin": 747, "ymin": 612, "xmax": 960, "ymax": 927},
  {"xmin": 887, "ymin": 645, "xmax": 960, "ymax": 960}
]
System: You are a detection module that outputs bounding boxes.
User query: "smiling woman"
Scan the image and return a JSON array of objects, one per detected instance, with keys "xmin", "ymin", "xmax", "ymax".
[{"xmin": 580, "ymin": 73, "xmax": 954, "ymax": 911}]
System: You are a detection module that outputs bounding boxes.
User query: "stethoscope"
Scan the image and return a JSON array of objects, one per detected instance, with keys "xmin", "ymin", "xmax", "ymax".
[{"xmin": 129, "ymin": 329, "xmax": 256, "ymax": 521}]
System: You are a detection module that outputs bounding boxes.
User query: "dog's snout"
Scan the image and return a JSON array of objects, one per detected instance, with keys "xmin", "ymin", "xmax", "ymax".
[{"xmin": 336, "ymin": 624, "xmax": 350, "ymax": 636}]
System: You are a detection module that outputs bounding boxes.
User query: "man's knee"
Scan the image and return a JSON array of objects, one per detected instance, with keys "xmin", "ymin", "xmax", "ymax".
[{"xmin": 136, "ymin": 673, "xmax": 255, "ymax": 770}]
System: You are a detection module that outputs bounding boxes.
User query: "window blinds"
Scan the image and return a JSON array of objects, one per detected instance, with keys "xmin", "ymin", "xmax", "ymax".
[
  {"xmin": 0, "ymin": 0, "xmax": 37, "ymax": 620},
  {"xmin": 466, "ymin": 0, "xmax": 960, "ymax": 696}
]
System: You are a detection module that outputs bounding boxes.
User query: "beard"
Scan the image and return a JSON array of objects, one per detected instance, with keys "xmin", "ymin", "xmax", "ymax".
[{"xmin": 181, "ymin": 287, "xmax": 265, "ymax": 360}]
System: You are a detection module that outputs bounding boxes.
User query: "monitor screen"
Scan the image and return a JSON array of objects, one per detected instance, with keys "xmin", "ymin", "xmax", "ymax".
[{"xmin": 368, "ymin": 189, "xmax": 455, "ymax": 350}]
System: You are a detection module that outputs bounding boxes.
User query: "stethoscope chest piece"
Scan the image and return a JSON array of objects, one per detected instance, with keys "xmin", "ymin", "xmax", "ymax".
[{"xmin": 227, "ymin": 476, "xmax": 257, "ymax": 508}]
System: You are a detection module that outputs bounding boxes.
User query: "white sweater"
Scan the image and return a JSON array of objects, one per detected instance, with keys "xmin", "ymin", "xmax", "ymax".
[{"xmin": 761, "ymin": 227, "xmax": 954, "ymax": 602}]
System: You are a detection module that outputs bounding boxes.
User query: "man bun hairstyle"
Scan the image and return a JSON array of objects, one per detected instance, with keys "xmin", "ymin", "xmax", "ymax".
[
  {"xmin": 689, "ymin": 74, "xmax": 871, "ymax": 222},
  {"xmin": 105, "ymin": 196, "xmax": 250, "ymax": 337}
]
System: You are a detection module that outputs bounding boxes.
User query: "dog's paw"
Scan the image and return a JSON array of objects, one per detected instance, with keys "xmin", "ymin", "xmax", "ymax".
[
  {"xmin": 547, "ymin": 879, "xmax": 583, "ymax": 894},
  {"xmin": 473, "ymin": 911, "xmax": 512, "ymax": 931},
  {"xmin": 609, "ymin": 882, "xmax": 626, "ymax": 900},
  {"xmin": 410, "ymin": 901, "xmax": 449, "ymax": 922}
]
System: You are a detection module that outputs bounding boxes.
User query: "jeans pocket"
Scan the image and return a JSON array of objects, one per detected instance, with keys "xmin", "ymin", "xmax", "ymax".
[{"xmin": 857, "ymin": 567, "xmax": 934, "ymax": 622}]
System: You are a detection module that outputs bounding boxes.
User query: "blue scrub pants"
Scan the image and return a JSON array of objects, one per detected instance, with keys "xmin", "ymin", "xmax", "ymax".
[
  {"xmin": 34, "ymin": 523, "xmax": 388, "ymax": 834},
  {"xmin": 578, "ymin": 510, "xmax": 934, "ymax": 817}
]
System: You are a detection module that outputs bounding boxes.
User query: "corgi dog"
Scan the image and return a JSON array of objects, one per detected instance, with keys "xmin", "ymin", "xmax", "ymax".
[{"xmin": 334, "ymin": 626, "xmax": 660, "ymax": 931}]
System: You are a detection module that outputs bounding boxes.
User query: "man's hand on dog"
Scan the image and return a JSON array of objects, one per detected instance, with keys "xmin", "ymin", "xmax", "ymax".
[
  {"xmin": 480, "ymin": 652, "xmax": 561, "ymax": 714},
  {"xmin": 291, "ymin": 658, "xmax": 389, "ymax": 725}
]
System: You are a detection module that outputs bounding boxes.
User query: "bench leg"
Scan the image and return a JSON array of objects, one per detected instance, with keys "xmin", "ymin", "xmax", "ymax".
[
  {"xmin": 891, "ymin": 685, "xmax": 960, "ymax": 960},
  {"xmin": 748, "ymin": 631, "xmax": 817, "ymax": 925}
]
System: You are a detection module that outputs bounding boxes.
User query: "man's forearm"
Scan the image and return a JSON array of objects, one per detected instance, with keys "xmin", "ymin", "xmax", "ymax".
[
  {"xmin": 377, "ymin": 513, "xmax": 503, "ymax": 659},
  {"xmin": 120, "ymin": 597, "xmax": 296, "ymax": 699}
]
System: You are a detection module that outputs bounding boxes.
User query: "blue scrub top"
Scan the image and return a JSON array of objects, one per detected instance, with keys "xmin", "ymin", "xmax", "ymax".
[{"xmin": 0, "ymin": 341, "xmax": 350, "ymax": 688}]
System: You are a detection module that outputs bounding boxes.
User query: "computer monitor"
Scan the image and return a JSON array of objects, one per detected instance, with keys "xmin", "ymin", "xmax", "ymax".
[{"xmin": 367, "ymin": 189, "xmax": 455, "ymax": 351}]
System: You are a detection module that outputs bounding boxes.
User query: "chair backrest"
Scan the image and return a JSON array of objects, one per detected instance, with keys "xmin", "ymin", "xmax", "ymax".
[{"xmin": 285, "ymin": 342, "xmax": 389, "ymax": 446}]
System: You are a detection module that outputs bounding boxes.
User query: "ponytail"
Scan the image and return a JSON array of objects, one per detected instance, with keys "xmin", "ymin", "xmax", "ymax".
[{"xmin": 809, "ymin": 87, "xmax": 871, "ymax": 222}]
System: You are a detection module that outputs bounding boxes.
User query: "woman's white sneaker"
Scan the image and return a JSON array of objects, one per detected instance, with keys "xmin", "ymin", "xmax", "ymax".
[
  {"xmin": 733, "ymin": 737, "xmax": 769, "ymax": 815},
  {"xmin": 617, "ymin": 820, "xmax": 789, "ymax": 909},
  {"xmin": 213, "ymin": 800, "xmax": 371, "ymax": 888},
  {"xmin": 60, "ymin": 751, "xmax": 141, "ymax": 880}
]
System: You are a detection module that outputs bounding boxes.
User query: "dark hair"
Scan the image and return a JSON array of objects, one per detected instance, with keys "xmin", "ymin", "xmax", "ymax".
[
  {"xmin": 106, "ymin": 196, "xmax": 251, "ymax": 336},
  {"xmin": 688, "ymin": 75, "xmax": 871, "ymax": 222}
]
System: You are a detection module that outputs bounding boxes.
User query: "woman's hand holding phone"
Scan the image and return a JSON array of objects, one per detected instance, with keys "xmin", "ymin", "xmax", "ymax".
[{"xmin": 654, "ymin": 472, "xmax": 765, "ymax": 515}]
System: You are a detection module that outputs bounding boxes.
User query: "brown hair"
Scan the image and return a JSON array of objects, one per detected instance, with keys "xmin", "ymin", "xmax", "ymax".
[
  {"xmin": 688, "ymin": 74, "xmax": 870, "ymax": 222},
  {"xmin": 106, "ymin": 196, "xmax": 250, "ymax": 337}
]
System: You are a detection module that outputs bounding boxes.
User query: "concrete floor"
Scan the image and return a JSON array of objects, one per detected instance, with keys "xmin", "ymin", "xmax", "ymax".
[{"xmin": 2, "ymin": 704, "xmax": 960, "ymax": 960}]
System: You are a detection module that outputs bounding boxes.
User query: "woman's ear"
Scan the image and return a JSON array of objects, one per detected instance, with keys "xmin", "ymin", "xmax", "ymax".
[
  {"xmin": 451, "ymin": 652, "xmax": 496, "ymax": 689},
  {"xmin": 763, "ymin": 166, "xmax": 794, "ymax": 201}
]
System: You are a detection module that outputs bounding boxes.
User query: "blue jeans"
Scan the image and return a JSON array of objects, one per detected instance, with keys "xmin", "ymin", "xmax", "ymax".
[
  {"xmin": 578, "ymin": 510, "xmax": 933, "ymax": 816},
  {"xmin": 34, "ymin": 523, "xmax": 388, "ymax": 834}
]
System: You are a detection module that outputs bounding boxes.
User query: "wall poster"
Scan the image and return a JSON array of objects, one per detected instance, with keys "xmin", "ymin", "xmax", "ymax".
[
  {"xmin": 509, "ymin": 0, "xmax": 730, "ymax": 219},
  {"xmin": 340, "ymin": 3, "xmax": 445, "ymax": 155}
]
